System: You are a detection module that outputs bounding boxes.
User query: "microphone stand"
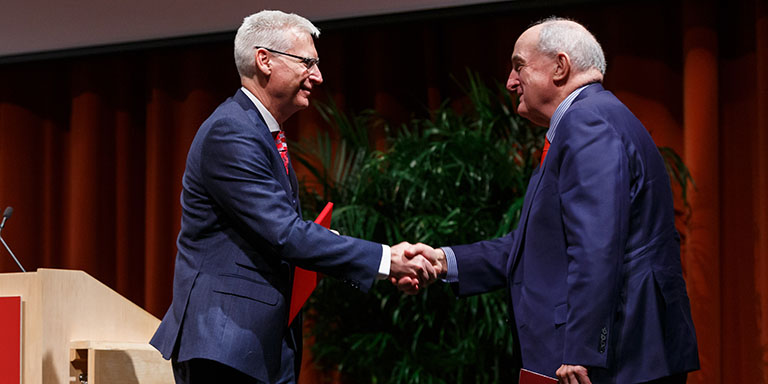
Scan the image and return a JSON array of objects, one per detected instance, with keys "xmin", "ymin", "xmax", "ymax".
[{"xmin": 0, "ymin": 234, "xmax": 25, "ymax": 272}]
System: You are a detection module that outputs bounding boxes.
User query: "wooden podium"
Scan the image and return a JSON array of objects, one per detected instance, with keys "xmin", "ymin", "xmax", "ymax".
[{"xmin": 0, "ymin": 269, "xmax": 173, "ymax": 384}]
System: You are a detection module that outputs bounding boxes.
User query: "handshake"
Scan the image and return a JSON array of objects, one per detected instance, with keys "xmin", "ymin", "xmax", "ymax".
[{"xmin": 388, "ymin": 242, "xmax": 445, "ymax": 295}]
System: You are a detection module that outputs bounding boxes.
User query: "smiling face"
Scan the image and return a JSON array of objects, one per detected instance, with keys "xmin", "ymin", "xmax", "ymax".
[
  {"xmin": 506, "ymin": 26, "xmax": 559, "ymax": 127},
  {"xmin": 263, "ymin": 30, "xmax": 323, "ymax": 122}
]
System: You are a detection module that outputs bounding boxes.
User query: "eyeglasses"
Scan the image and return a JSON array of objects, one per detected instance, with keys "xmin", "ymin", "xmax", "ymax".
[{"xmin": 254, "ymin": 46, "xmax": 319, "ymax": 70}]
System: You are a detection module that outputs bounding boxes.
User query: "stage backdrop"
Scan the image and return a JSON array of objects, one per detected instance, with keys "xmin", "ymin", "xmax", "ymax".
[{"xmin": 0, "ymin": 0, "xmax": 766, "ymax": 382}]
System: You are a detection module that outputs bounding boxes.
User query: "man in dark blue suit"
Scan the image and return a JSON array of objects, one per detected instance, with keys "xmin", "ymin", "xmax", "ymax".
[
  {"xmin": 399, "ymin": 18, "xmax": 699, "ymax": 383},
  {"xmin": 150, "ymin": 10, "xmax": 438, "ymax": 384}
]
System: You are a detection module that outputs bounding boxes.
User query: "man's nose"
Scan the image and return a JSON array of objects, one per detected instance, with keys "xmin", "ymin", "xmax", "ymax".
[
  {"xmin": 309, "ymin": 65, "xmax": 323, "ymax": 84},
  {"xmin": 506, "ymin": 71, "xmax": 519, "ymax": 92}
]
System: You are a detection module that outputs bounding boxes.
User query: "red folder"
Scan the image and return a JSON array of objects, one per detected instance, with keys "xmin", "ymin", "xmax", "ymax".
[
  {"xmin": 519, "ymin": 368, "xmax": 557, "ymax": 384},
  {"xmin": 0, "ymin": 296, "xmax": 22, "ymax": 384},
  {"xmin": 288, "ymin": 202, "xmax": 333, "ymax": 325}
]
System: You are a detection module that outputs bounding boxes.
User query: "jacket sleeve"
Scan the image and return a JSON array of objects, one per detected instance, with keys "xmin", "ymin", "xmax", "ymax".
[
  {"xmin": 199, "ymin": 116, "xmax": 382, "ymax": 292},
  {"xmin": 556, "ymin": 108, "xmax": 630, "ymax": 368},
  {"xmin": 450, "ymin": 231, "xmax": 517, "ymax": 297}
]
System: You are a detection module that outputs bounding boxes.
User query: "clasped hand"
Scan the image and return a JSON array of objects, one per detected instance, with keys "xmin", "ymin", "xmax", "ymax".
[{"xmin": 389, "ymin": 242, "xmax": 446, "ymax": 295}]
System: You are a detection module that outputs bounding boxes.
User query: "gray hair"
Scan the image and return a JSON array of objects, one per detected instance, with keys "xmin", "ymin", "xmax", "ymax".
[
  {"xmin": 535, "ymin": 17, "xmax": 606, "ymax": 75},
  {"xmin": 234, "ymin": 10, "xmax": 320, "ymax": 78}
]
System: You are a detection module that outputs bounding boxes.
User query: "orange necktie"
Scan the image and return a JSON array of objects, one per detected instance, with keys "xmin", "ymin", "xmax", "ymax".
[{"xmin": 541, "ymin": 138, "xmax": 551, "ymax": 164}]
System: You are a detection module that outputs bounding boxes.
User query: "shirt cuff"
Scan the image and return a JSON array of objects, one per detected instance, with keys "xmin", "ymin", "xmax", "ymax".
[
  {"xmin": 377, "ymin": 244, "xmax": 391, "ymax": 280},
  {"xmin": 441, "ymin": 246, "xmax": 459, "ymax": 283}
]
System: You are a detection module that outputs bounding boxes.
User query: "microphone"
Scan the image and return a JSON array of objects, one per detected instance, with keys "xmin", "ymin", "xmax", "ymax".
[
  {"xmin": 0, "ymin": 206, "xmax": 11, "ymax": 232},
  {"xmin": 0, "ymin": 206, "xmax": 26, "ymax": 272}
]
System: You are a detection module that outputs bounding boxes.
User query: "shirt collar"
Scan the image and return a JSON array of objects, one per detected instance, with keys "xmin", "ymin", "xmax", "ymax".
[
  {"xmin": 241, "ymin": 87, "xmax": 281, "ymax": 133},
  {"xmin": 546, "ymin": 84, "xmax": 590, "ymax": 143}
]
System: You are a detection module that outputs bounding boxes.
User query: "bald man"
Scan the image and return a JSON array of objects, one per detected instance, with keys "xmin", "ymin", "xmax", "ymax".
[{"xmin": 399, "ymin": 18, "xmax": 699, "ymax": 384}]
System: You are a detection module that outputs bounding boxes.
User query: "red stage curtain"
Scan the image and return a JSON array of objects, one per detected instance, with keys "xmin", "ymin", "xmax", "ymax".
[{"xmin": 0, "ymin": 1, "xmax": 766, "ymax": 382}]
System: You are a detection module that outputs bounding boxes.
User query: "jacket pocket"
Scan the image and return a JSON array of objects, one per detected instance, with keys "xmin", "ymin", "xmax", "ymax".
[
  {"xmin": 554, "ymin": 302, "xmax": 568, "ymax": 325},
  {"xmin": 213, "ymin": 273, "xmax": 281, "ymax": 306}
]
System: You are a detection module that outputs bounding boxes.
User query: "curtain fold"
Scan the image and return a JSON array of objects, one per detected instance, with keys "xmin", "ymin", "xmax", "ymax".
[
  {"xmin": 756, "ymin": 2, "xmax": 768, "ymax": 382},
  {"xmin": 682, "ymin": 1, "xmax": 720, "ymax": 383}
]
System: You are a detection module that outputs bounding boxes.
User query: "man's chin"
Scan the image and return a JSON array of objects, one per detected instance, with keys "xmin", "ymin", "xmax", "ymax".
[
  {"xmin": 293, "ymin": 98, "xmax": 310, "ymax": 111},
  {"xmin": 292, "ymin": 90, "xmax": 308, "ymax": 101},
  {"xmin": 517, "ymin": 105, "xmax": 530, "ymax": 120},
  {"xmin": 516, "ymin": 107, "xmax": 544, "ymax": 127}
]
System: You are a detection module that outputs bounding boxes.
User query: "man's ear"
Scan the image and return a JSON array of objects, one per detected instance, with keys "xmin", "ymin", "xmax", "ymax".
[
  {"xmin": 553, "ymin": 52, "xmax": 570, "ymax": 82},
  {"xmin": 254, "ymin": 48, "xmax": 272, "ymax": 76}
]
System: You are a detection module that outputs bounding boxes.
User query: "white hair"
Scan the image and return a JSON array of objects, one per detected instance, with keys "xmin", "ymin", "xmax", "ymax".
[
  {"xmin": 234, "ymin": 10, "xmax": 320, "ymax": 78},
  {"xmin": 535, "ymin": 17, "xmax": 606, "ymax": 75}
]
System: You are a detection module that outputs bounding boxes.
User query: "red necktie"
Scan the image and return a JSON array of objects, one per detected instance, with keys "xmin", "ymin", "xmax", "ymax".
[
  {"xmin": 273, "ymin": 130, "xmax": 318, "ymax": 325},
  {"xmin": 541, "ymin": 138, "xmax": 551, "ymax": 164},
  {"xmin": 274, "ymin": 130, "xmax": 290, "ymax": 175}
]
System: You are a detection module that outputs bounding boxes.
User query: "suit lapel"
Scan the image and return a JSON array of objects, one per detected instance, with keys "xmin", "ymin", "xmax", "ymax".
[
  {"xmin": 508, "ymin": 151, "xmax": 548, "ymax": 276},
  {"xmin": 288, "ymin": 163, "xmax": 301, "ymax": 216},
  {"xmin": 233, "ymin": 90, "xmax": 295, "ymax": 200},
  {"xmin": 288, "ymin": 161, "xmax": 299, "ymax": 196},
  {"xmin": 506, "ymin": 83, "xmax": 605, "ymax": 276}
]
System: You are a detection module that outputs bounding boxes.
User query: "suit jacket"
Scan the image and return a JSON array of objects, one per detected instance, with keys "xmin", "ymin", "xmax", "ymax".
[
  {"xmin": 150, "ymin": 89, "xmax": 382, "ymax": 383},
  {"xmin": 450, "ymin": 83, "xmax": 699, "ymax": 383}
]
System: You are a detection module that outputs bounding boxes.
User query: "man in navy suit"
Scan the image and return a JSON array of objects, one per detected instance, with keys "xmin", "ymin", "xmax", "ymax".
[
  {"xmin": 399, "ymin": 18, "xmax": 699, "ymax": 383},
  {"xmin": 150, "ymin": 10, "xmax": 438, "ymax": 384}
]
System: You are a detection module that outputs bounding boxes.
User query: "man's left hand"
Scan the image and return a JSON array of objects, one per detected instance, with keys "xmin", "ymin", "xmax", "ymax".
[{"xmin": 556, "ymin": 365, "xmax": 591, "ymax": 384}]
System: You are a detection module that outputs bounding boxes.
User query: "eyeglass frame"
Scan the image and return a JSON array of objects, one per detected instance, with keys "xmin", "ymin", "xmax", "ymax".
[{"xmin": 254, "ymin": 46, "xmax": 320, "ymax": 70}]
